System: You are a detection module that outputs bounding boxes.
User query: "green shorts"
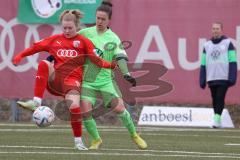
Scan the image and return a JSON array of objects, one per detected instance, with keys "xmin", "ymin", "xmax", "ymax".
[{"xmin": 81, "ymin": 80, "xmax": 122, "ymax": 107}]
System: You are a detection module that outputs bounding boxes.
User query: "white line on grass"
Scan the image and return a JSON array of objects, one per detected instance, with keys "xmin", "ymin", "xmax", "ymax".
[
  {"xmin": 102, "ymin": 148, "xmax": 240, "ymax": 156},
  {"xmin": 0, "ymin": 145, "xmax": 240, "ymax": 157},
  {"xmin": 134, "ymin": 133, "xmax": 240, "ymax": 139},
  {"xmin": 225, "ymin": 144, "xmax": 240, "ymax": 146},
  {"xmin": 0, "ymin": 151, "xmax": 239, "ymax": 159},
  {"xmin": 1, "ymin": 128, "xmax": 240, "ymax": 134},
  {"xmin": 0, "ymin": 129, "xmax": 69, "ymax": 132},
  {"xmin": 0, "ymin": 145, "xmax": 72, "ymax": 150},
  {"xmin": 0, "ymin": 123, "xmax": 239, "ymax": 132},
  {"xmin": 0, "ymin": 128, "xmax": 240, "ymax": 139}
]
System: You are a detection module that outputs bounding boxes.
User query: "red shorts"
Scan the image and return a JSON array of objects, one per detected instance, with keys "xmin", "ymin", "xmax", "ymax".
[{"xmin": 47, "ymin": 76, "xmax": 81, "ymax": 97}]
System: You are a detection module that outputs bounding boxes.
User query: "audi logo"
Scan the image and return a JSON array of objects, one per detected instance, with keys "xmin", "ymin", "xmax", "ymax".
[
  {"xmin": 0, "ymin": 18, "xmax": 61, "ymax": 72},
  {"xmin": 0, "ymin": 18, "xmax": 131, "ymax": 72},
  {"xmin": 57, "ymin": 49, "xmax": 78, "ymax": 58}
]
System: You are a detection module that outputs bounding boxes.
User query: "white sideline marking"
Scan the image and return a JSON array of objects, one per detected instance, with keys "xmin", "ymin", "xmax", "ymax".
[
  {"xmin": 135, "ymin": 133, "xmax": 240, "ymax": 139},
  {"xmin": 225, "ymin": 144, "xmax": 240, "ymax": 146},
  {"xmin": 0, "ymin": 129, "xmax": 69, "ymax": 132},
  {"xmin": 0, "ymin": 145, "xmax": 240, "ymax": 157},
  {"xmin": 0, "ymin": 123, "xmax": 239, "ymax": 132},
  {"xmin": 0, "ymin": 127, "xmax": 240, "ymax": 134},
  {"xmin": 104, "ymin": 148, "xmax": 240, "ymax": 156},
  {"xmin": 0, "ymin": 151, "xmax": 240, "ymax": 159},
  {"xmin": 0, "ymin": 128, "xmax": 239, "ymax": 140}
]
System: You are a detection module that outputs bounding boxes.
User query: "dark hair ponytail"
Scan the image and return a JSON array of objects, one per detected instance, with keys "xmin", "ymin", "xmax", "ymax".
[
  {"xmin": 102, "ymin": 1, "xmax": 113, "ymax": 7},
  {"xmin": 97, "ymin": 1, "xmax": 113, "ymax": 19}
]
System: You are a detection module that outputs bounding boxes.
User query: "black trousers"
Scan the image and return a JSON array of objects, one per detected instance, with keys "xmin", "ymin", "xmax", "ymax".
[{"xmin": 209, "ymin": 85, "xmax": 229, "ymax": 115}]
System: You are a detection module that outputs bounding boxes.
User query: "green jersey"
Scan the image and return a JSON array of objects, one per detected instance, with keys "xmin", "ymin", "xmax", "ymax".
[{"xmin": 79, "ymin": 26, "xmax": 127, "ymax": 83}]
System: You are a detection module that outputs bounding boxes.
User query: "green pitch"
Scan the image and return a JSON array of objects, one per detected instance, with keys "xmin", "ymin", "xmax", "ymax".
[{"xmin": 0, "ymin": 123, "xmax": 239, "ymax": 160}]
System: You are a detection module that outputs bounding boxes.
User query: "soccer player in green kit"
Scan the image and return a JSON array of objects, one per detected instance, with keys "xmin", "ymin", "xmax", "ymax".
[{"xmin": 79, "ymin": 1, "xmax": 147, "ymax": 150}]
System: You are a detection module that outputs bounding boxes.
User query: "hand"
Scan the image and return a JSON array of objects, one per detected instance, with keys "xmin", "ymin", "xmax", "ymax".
[
  {"xmin": 200, "ymin": 83, "xmax": 206, "ymax": 89},
  {"xmin": 12, "ymin": 54, "xmax": 23, "ymax": 66},
  {"xmin": 200, "ymin": 81, "xmax": 206, "ymax": 89},
  {"xmin": 124, "ymin": 74, "xmax": 136, "ymax": 86},
  {"xmin": 228, "ymin": 79, "xmax": 236, "ymax": 87},
  {"xmin": 199, "ymin": 79, "xmax": 206, "ymax": 89}
]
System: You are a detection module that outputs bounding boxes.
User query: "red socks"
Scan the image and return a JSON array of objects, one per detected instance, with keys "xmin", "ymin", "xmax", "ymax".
[
  {"xmin": 70, "ymin": 107, "xmax": 82, "ymax": 137},
  {"xmin": 34, "ymin": 61, "xmax": 49, "ymax": 98}
]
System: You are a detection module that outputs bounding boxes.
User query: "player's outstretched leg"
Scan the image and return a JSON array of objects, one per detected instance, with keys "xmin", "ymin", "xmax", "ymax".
[
  {"xmin": 17, "ymin": 60, "xmax": 50, "ymax": 112},
  {"xmin": 84, "ymin": 118, "xmax": 102, "ymax": 149},
  {"xmin": 118, "ymin": 109, "xmax": 147, "ymax": 149}
]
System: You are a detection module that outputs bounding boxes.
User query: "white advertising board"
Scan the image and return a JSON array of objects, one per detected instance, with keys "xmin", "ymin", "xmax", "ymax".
[{"xmin": 138, "ymin": 106, "xmax": 234, "ymax": 128}]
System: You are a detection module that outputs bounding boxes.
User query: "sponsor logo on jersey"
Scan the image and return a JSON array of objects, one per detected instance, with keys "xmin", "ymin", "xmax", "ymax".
[
  {"xmin": 57, "ymin": 49, "xmax": 78, "ymax": 57},
  {"xmin": 210, "ymin": 46, "xmax": 221, "ymax": 61}
]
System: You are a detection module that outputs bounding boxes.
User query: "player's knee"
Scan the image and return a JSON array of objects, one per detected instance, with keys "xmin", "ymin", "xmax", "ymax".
[{"xmin": 38, "ymin": 60, "xmax": 54, "ymax": 74}]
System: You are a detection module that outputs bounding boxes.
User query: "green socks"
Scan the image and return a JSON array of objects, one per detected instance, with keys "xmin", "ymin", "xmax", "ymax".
[
  {"xmin": 84, "ymin": 110, "xmax": 137, "ymax": 140},
  {"xmin": 118, "ymin": 109, "xmax": 136, "ymax": 136},
  {"xmin": 83, "ymin": 118, "xmax": 101, "ymax": 141}
]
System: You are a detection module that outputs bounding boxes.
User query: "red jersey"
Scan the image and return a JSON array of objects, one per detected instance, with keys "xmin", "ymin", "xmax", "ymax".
[{"xmin": 17, "ymin": 34, "xmax": 112, "ymax": 82}]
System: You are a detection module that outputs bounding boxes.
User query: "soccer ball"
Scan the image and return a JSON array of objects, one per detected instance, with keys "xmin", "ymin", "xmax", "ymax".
[{"xmin": 33, "ymin": 106, "xmax": 55, "ymax": 127}]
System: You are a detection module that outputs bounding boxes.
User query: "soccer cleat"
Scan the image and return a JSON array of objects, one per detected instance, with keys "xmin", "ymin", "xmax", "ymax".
[
  {"xmin": 212, "ymin": 120, "xmax": 221, "ymax": 128},
  {"xmin": 132, "ymin": 133, "xmax": 147, "ymax": 149},
  {"xmin": 89, "ymin": 139, "xmax": 103, "ymax": 150},
  {"xmin": 212, "ymin": 114, "xmax": 221, "ymax": 129},
  {"xmin": 17, "ymin": 100, "xmax": 38, "ymax": 112},
  {"xmin": 75, "ymin": 141, "xmax": 88, "ymax": 150}
]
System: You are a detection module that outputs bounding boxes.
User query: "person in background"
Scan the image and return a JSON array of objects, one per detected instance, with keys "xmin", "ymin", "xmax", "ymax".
[{"xmin": 199, "ymin": 22, "xmax": 237, "ymax": 128}]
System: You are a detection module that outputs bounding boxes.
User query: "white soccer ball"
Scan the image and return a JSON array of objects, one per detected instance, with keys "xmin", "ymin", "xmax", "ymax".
[{"xmin": 33, "ymin": 106, "xmax": 55, "ymax": 127}]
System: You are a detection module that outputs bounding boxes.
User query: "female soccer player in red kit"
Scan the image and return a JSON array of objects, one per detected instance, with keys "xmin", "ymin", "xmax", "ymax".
[{"xmin": 12, "ymin": 10, "xmax": 115, "ymax": 150}]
